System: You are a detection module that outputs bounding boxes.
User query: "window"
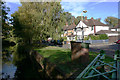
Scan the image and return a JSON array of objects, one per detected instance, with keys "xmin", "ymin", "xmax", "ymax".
[
  {"xmin": 91, "ymin": 26, "xmax": 94, "ymax": 31},
  {"xmin": 69, "ymin": 37, "xmax": 71, "ymax": 40}
]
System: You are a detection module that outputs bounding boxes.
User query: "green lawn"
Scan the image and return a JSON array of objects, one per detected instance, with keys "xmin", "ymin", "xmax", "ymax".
[{"xmin": 35, "ymin": 46, "xmax": 113, "ymax": 77}]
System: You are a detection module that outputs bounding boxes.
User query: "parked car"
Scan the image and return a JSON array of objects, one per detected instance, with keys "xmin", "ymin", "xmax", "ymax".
[
  {"xmin": 57, "ymin": 40, "xmax": 62, "ymax": 45},
  {"xmin": 115, "ymin": 39, "xmax": 120, "ymax": 44}
]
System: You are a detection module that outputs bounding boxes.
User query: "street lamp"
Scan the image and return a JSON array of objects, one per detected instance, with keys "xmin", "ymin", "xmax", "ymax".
[{"xmin": 81, "ymin": 10, "xmax": 87, "ymax": 42}]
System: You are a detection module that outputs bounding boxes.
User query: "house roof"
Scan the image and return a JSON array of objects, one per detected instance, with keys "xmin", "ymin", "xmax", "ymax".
[
  {"xmin": 83, "ymin": 19, "xmax": 108, "ymax": 26},
  {"xmin": 109, "ymin": 23, "xmax": 120, "ymax": 29},
  {"xmin": 96, "ymin": 30, "xmax": 118, "ymax": 34},
  {"xmin": 63, "ymin": 22, "xmax": 76, "ymax": 31},
  {"xmin": 67, "ymin": 35, "xmax": 76, "ymax": 37}
]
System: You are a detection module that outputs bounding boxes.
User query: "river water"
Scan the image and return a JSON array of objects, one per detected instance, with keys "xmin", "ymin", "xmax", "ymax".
[{"xmin": 1, "ymin": 54, "xmax": 17, "ymax": 79}]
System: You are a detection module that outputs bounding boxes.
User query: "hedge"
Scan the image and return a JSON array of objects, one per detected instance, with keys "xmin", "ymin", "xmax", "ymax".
[{"xmin": 84, "ymin": 34, "xmax": 108, "ymax": 40}]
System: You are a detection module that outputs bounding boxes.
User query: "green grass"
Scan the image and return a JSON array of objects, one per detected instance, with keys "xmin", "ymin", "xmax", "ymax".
[
  {"xmin": 35, "ymin": 46, "xmax": 113, "ymax": 77},
  {"xmin": 36, "ymin": 46, "xmax": 71, "ymax": 64}
]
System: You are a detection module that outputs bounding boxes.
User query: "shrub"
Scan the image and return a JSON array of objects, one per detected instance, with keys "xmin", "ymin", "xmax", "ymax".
[
  {"xmin": 84, "ymin": 34, "xmax": 108, "ymax": 40},
  {"xmin": 99, "ymin": 34, "xmax": 108, "ymax": 40}
]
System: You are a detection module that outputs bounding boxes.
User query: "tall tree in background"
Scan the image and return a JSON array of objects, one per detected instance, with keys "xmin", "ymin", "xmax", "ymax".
[
  {"xmin": 104, "ymin": 16, "xmax": 118, "ymax": 27},
  {"xmin": 74, "ymin": 16, "xmax": 85, "ymax": 25},
  {"xmin": 96, "ymin": 18, "xmax": 101, "ymax": 22},
  {"xmin": 1, "ymin": 1, "xmax": 11, "ymax": 39},
  {"xmin": 64, "ymin": 12, "xmax": 74, "ymax": 25}
]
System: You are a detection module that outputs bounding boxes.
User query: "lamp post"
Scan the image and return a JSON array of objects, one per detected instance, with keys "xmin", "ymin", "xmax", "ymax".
[{"xmin": 81, "ymin": 10, "xmax": 87, "ymax": 42}]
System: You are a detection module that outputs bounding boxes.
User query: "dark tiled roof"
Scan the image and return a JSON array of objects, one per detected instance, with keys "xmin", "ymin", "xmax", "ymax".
[
  {"xmin": 96, "ymin": 30, "xmax": 118, "ymax": 34},
  {"xmin": 63, "ymin": 23, "xmax": 76, "ymax": 31},
  {"xmin": 110, "ymin": 23, "xmax": 120, "ymax": 29},
  {"xmin": 83, "ymin": 19, "xmax": 108, "ymax": 26},
  {"xmin": 67, "ymin": 35, "xmax": 76, "ymax": 37}
]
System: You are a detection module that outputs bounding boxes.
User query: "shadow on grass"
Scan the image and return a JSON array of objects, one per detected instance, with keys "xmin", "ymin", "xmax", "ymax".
[{"xmin": 37, "ymin": 48, "xmax": 99, "ymax": 79}]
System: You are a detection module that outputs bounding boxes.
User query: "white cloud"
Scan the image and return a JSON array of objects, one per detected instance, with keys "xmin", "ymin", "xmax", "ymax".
[{"xmin": 61, "ymin": 2, "xmax": 89, "ymax": 17}]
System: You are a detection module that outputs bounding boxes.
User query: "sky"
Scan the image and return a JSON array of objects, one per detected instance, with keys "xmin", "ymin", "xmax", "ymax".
[{"xmin": 5, "ymin": 0, "xmax": 119, "ymax": 24}]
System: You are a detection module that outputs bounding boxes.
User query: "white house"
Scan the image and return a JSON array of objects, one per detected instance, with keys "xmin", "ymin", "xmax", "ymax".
[{"xmin": 75, "ymin": 17, "xmax": 109, "ymax": 40}]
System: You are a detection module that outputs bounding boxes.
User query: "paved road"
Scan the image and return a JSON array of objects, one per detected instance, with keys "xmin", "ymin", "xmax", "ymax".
[
  {"xmin": 63, "ymin": 43, "xmax": 120, "ymax": 58},
  {"xmin": 89, "ymin": 43, "xmax": 120, "ymax": 57}
]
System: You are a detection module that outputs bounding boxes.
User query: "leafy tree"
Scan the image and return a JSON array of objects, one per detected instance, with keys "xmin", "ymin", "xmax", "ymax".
[
  {"xmin": 64, "ymin": 12, "xmax": 74, "ymax": 25},
  {"xmin": 1, "ymin": 1, "xmax": 11, "ymax": 39},
  {"xmin": 11, "ymin": 2, "xmax": 66, "ymax": 56},
  {"xmin": 96, "ymin": 18, "xmax": 101, "ymax": 22},
  {"xmin": 104, "ymin": 16, "xmax": 118, "ymax": 27}
]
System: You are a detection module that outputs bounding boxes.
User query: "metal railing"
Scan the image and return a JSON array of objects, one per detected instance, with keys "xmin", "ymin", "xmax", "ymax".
[{"xmin": 75, "ymin": 50, "xmax": 120, "ymax": 80}]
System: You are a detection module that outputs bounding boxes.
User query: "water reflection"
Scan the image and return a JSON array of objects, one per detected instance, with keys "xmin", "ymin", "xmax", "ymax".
[
  {"xmin": 2, "ymin": 50, "xmax": 17, "ymax": 79},
  {"xmin": 2, "ymin": 62, "xmax": 17, "ymax": 79}
]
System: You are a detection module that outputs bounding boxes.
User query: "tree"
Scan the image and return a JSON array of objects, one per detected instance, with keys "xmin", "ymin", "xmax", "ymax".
[
  {"xmin": 11, "ymin": 2, "xmax": 66, "ymax": 55},
  {"xmin": 96, "ymin": 18, "xmax": 101, "ymax": 22},
  {"xmin": 74, "ymin": 16, "xmax": 85, "ymax": 25},
  {"xmin": 1, "ymin": 1, "xmax": 11, "ymax": 39},
  {"xmin": 64, "ymin": 12, "xmax": 74, "ymax": 25},
  {"xmin": 104, "ymin": 16, "xmax": 118, "ymax": 27}
]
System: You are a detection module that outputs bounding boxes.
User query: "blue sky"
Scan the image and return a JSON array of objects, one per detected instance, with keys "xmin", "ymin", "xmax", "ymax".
[{"xmin": 6, "ymin": 1, "xmax": 118, "ymax": 23}]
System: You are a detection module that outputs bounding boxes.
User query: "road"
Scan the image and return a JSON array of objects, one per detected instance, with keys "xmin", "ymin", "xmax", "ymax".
[
  {"xmin": 63, "ymin": 43, "xmax": 120, "ymax": 58},
  {"xmin": 89, "ymin": 43, "xmax": 120, "ymax": 57}
]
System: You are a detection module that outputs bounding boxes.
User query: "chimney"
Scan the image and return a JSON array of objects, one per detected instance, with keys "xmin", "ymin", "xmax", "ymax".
[
  {"xmin": 66, "ymin": 22, "xmax": 68, "ymax": 26},
  {"xmin": 85, "ymin": 16, "xmax": 87, "ymax": 20},
  {"xmin": 91, "ymin": 17, "xmax": 94, "ymax": 19}
]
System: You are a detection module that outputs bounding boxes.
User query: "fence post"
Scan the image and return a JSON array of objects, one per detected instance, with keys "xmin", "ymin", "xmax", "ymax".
[
  {"xmin": 116, "ymin": 50, "xmax": 120, "ymax": 80},
  {"xmin": 112, "ymin": 50, "xmax": 118, "ymax": 79},
  {"xmin": 99, "ymin": 50, "xmax": 105, "ymax": 77}
]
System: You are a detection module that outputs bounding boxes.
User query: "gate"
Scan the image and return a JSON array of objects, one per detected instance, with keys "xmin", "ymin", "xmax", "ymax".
[{"xmin": 75, "ymin": 50, "xmax": 120, "ymax": 80}]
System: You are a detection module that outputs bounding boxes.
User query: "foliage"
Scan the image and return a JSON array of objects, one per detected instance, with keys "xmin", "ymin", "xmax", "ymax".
[
  {"xmin": 11, "ymin": 2, "xmax": 66, "ymax": 46},
  {"xmin": 104, "ymin": 16, "xmax": 118, "ymax": 27},
  {"xmin": 1, "ymin": 1, "xmax": 12, "ymax": 39},
  {"xmin": 84, "ymin": 36, "xmax": 89, "ymax": 40},
  {"xmin": 84, "ymin": 34, "xmax": 108, "ymax": 40},
  {"xmin": 63, "ymin": 12, "xmax": 74, "ymax": 25},
  {"xmin": 96, "ymin": 18, "xmax": 101, "ymax": 22},
  {"xmin": 99, "ymin": 34, "xmax": 108, "ymax": 40},
  {"xmin": 74, "ymin": 16, "xmax": 85, "ymax": 25},
  {"xmin": 62, "ymin": 36, "xmax": 67, "ymax": 41}
]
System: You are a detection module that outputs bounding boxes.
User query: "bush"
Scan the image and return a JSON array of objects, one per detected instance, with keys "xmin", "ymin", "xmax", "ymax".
[
  {"xmin": 84, "ymin": 36, "xmax": 89, "ymax": 40},
  {"xmin": 62, "ymin": 37, "xmax": 67, "ymax": 41},
  {"xmin": 99, "ymin": 34, "xmax": 108, "ymax": 40},
  {"xmin": 84, "ymin": 34, "xmax": 108, "ymax": 40}
]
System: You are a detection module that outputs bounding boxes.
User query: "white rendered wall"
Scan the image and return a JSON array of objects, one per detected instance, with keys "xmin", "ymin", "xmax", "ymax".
[
  {"xmin": 76, "ymin": 21, "xmax": 87, "ymax": 28},
  {"xmin": 95, "ymin": 26, "xmax": 109, "ymax": 32}
]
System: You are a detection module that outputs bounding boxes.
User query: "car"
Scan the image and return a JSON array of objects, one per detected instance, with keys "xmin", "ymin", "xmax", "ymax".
[
  {"xmin": 57, "ymin": 40, "xmax": 63, "ymax": 45},
  {"xmin": 115, "ymin": 39, "xmax": 120, "ymax": 44}
]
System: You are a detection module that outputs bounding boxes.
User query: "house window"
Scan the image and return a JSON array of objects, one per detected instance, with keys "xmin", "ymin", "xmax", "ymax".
[
  {"xmin": 69, "ymin": 37, "xmax": 71, "ymax": 40},
  {"xmin": 91, "ymin": 26, "xmax": 94, "ymax": 31}
]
